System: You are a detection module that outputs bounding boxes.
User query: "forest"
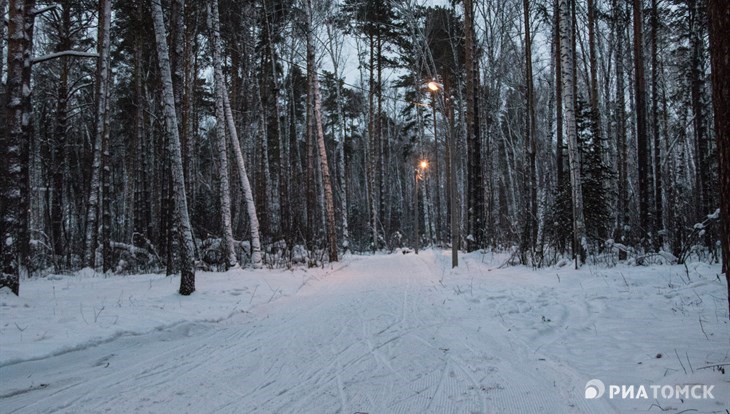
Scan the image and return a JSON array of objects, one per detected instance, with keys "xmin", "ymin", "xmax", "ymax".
[{"xmin": 0, "ymin": 0, "xmax": 729, "ymax": 301}]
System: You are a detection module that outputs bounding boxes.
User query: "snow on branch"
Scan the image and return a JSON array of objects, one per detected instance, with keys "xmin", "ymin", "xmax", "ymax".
[
  {"xmin": 32, "ymin": 50, "xmax": 98, "ymax": 65},
  {"xmin": 30, "ymin": 5, "xmax": 59, "ymax": 16}
]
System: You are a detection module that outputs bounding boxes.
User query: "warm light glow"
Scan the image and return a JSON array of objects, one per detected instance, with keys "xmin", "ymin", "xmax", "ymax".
[
  {"xmin": 419, "ymin": 160, "xmax": 428, "ymax": 170},
  {"xmin": 427, "ymin": 81, "xmax": 442, "ymax": 92}
]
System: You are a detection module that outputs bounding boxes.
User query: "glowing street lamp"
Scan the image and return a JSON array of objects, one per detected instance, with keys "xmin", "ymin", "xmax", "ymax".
[
  {"xmin": 427, "ymin": 81, "xmax": 444, "ymax": 92},
  {"xmin": 415, "ymin": 159, "xmax": 428, "ymax": 254}
]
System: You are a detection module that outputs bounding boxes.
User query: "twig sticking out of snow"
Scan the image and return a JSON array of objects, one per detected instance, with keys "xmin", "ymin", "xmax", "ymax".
[{"xmin": 675, "ymin": 348, "xmax": 687, "ymax": 374}]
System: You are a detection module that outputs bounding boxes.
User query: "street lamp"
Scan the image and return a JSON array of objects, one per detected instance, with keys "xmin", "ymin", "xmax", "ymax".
[
  {"xmin": 415, "ymin": 160, "xmax": 428, "ymax": 254},
  {"xmin": 423, "ymin": 78, "xmax": 458, "ymax": 268},
  {"xmin": 427, "ymin": 81, "xmax": 443, "ymax": 92}
]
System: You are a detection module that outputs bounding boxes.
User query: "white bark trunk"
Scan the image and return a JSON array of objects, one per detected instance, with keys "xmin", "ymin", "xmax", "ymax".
[
  {"xmin": 306, "ymin": 0, "xmax": 338, "ymax": 262},
  {"xmin": 210, "ymin": 0, "xmax": 263, "ymax": 268},
  {"xmin": 151, "ymin": 0, "xmax": 196, "ymax": 294},
  {"xmin": 208, "ymin": 3, "xmax": 237, "ymax": 269},
  {"xmin": 0, "ymin": 0, "xmax": 6, "ymax": 83},
  {"xmin": 83, "ymin": 0, "xmax": 111, "ymax": 269},
  {"xmin": 325, "ymin": 20, "xmax": 349, "ymax": 251},
  {"xmin": 559, "ymin": 0, "xmax": 587, "ymax": 267}
]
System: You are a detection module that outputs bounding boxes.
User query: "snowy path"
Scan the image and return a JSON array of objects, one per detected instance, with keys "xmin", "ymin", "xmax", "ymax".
[
  {"xmin": 0, "ymin": 253, "xmax": 601, "ymax": 413},
  {"xmin": 1, "ymin": 252, "xmax": 727, "ymax": 413}
]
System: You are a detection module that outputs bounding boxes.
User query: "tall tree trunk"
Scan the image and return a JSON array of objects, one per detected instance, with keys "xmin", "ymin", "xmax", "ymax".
[
  {"xmin": 633, "ymin": 0, "xmax": 650, "ymax": 241},
  {"xmin": 614, "ymin": 0, "xmax": 628, "ymax": 251},
  {"xmin": 325, "ymin": 22, "xmax": 349, "ymax": 251},
  {"xmin": 377, "ymin": 32, "xmax": 386, "ymax": 240},
  {"xmin": 523, "ymin": 0, "xmax": 538, "ymax": 256},
  {"xmin": 0, "ymin": 0, "xmax": 6, "ymax": 84},
  {"xmin": 368, "ymin": 32, "xmax": 378, "ymax": 250},
  {"xmin": 651, "ymin": 0, "xmax": 663, "ymax": 246},
  {"xmin": 466, "ymin": 0, "xmax": 484, "ymax": 252},
  {"xmin": 133, "ymin": 41, "xmax": 146, "ymax": 249},
  {"xmin": 151, "ymin": 0, "xmax": 196, "ymax": 294},
  {"xmin": 1, "ymin": 0, "xmax": 35, "ymax": 295},
  {"xmin": 100, "ymin": 0, "xmax": 113, "ymax": 273},
  {"xmin": 588, "ymin": 0, "xmax": 601, "ymax": 143},
  {"xmin": 208, "ymin": 2, "xmax": 237, "ymax": 269},
  {"xmin": 84, "ymin": 0, "xmax": 111, "ymax": 269},
  {"xmin": 306, "ymin": 0, "xmax": 338, "ymax": 262},
  {"xmin": 210, "ymin": 0, "xmax": 262, "ymax": 269},
  {"xmin": 306, "ymin": 51, "xmax": 316, "ymax": 250},
  {"xmin": 51, "ymin": 2, "xmax": 71, "ymax": 267},
  {"xmin": 554, "ymin": 0, "xmax": 565, "ymax": 191},
  {"xmin": 560, "ymin": 0, "xmax": 587, "ymax": 267},
  {"xmin": 261, "ymin": 0, "xmax": 282, "ymax": 237},
  {"xmin": 184, "ymin": 3, "xmax": 198, "ymax": 213},
  {"xmin": 689, "ymin": 0, "xmax": 710, "ymax": 226},
  {"xmin": 707, "ymin": 0, "xmax": 730, "ymax": 318}
]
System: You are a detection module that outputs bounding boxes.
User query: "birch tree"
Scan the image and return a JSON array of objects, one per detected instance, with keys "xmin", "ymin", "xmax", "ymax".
[
  {"xmin": 559, "ymin": 0, "xmax": 587, "ymax": 267},
  {"xmin": 0, "ymin": 0, "xmax": 7, "ymax": 84},
  {"xmin": 306, "ymin": 0, "xmax": 338, "ymax": 262},
  {"xmin": 208, "ymin": 1, "xmax": 237, "ymax": 269},
  {"xmin": 324, "ymin": 11, "xmax": 350, "ymax": 252},
  {"xmin": 83, "ymin": 0, "xmax": 111, "ymax": 269},
  {"xmin": 1, "ymin": 0, "xmax": 35, "ymax": 295},
  {"xmin": 210, "ymin": 0, "xmax": 263, "ymax": 269},
  {"xmin": 151, "ymin": 0, "xmax": 196, "ymax": 294}
]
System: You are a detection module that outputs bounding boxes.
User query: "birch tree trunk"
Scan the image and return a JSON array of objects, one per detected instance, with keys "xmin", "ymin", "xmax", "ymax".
[
  {"xmin": 151, "ymin": 0, "xmax": 196, "ymax": 294},
  {"xmin": 84, "ymin": 0, "xmax": 111, "ymax": 269},
  {"xmin": 208, "ymin": 2, "xmax": 237, "ymax": 269},
  {"xmin": 100, "ymin": 0, "xmax": 113, "ymax": 272},
  {"xmin": 588, "ymin": 0, "xmax": 602, "ymax": 144},
  {"xmin": 560, "ymin": 0, "xmax": 587, "ymax": 267},
  {"xmin": 306, "ymin": 0, "xmax": 338, "ymax": 262},
  {"xmin": 707, "ymin": 0, "xmax": 730, "ymax": 318},
  {"xmin": 0, "ymin": 0, "xmax": 7, "ymax": 86},
  {"xmin": 210, "ymin": 0, "xmax": 262, "ymax": 269},
  {"xmin": 1, "ymin": 0, "xmax": 34, "ymax": 295},
  {"xmin": 325, "ymin": 20, "xmax": 349, "ymax": 252}
]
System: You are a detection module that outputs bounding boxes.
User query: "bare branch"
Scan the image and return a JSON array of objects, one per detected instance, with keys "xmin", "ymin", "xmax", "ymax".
[{"xmin": 32, "ymin": 50, "xmax": 98, "ymax": 65}]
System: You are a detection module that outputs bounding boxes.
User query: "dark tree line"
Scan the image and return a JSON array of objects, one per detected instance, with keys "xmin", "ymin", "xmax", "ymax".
[{"xmin": 0, "ymin": 0, "xmax": 728, "ymax": 312}]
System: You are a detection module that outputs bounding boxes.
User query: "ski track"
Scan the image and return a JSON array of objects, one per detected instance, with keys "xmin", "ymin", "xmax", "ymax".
[{"xmin": 2, "ymin": 253, "xmax": 628, "ymax": 413}]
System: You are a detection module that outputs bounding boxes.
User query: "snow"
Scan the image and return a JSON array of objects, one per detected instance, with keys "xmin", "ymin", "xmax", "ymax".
[
  {"xmin": 1, "ymin": 251, "xmax": 728, "ymax": 413},
  {"xmin": 708, "ymin": 208, "xmax": 721, "ymax": 220}
]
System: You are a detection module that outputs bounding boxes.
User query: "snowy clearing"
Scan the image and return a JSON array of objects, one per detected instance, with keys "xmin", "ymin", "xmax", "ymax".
[{"xmin": 1, "ymin": 251, "xmax": 728, "ymax": 413}]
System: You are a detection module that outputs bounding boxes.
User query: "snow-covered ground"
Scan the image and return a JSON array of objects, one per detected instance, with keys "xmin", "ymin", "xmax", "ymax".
[{"xmin": 1, "ymin": 250, "xmax": 728, "ymax": 413}]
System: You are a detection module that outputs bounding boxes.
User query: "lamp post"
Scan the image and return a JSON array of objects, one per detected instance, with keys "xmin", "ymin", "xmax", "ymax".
[
  {"xmin": 415, "ymin": 160, "xmax": 428, "ymax": 254},
  {"xmin": 424, "ymin": 79, "xmax": 458, "ymax": 267}
]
